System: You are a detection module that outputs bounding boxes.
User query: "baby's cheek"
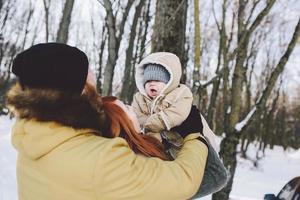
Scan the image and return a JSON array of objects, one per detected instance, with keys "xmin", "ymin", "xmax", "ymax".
[{"xmin": 145, "ymin": 89, "xmax": 151, "ymax": 96}]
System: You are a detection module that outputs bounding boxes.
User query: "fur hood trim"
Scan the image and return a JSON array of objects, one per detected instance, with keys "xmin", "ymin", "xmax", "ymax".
[{"xmin": 6, "ymin": 83, "xmax": 105, "ymax": 132}]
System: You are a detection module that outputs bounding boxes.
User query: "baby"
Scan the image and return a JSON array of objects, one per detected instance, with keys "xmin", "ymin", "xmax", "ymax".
[{"xmin": 132, "ymin": 52, "xmax": 194, "ymax": 157}]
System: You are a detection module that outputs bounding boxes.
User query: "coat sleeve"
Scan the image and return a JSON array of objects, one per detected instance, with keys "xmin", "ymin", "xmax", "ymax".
[
  {"xmin": 201, "ymin": 114, "xmax": 220, "ymax": 153},
  {"xmin": 132, "ymin": 93, "xmax": 150, "ymax": 127},
  {"xmin": 144, "ymin": 86, "xmax": 193, "ymax": 132},
  {"xmin": 93, "ymin": 134, "xmax": 208, "ymax": 200}
]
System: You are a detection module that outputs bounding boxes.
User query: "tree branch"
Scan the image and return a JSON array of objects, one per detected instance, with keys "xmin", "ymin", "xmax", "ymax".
[
  {"xmin": 228, "ymin": 0, "xmax": 276, "ymax": 60},
  {"xmin": 236, "ymin": 18, "xmax": 300, "ymax": 133}
]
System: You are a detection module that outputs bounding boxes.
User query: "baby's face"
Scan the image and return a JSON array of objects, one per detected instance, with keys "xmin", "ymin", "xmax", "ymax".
[{"xmin": 145, "ymin": 81, "xmax": 166, "ymax": 99}]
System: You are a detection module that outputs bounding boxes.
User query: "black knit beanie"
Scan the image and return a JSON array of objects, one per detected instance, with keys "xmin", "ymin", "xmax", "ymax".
[{"xmin": 12, "ymin": 43, "xmax": 89, "ymax": 94}]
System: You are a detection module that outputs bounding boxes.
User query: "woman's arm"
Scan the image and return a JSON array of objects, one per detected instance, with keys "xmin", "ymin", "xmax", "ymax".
[{"xmin": 93, "ymin": 134, "xmax": 208, "ymax": 199}]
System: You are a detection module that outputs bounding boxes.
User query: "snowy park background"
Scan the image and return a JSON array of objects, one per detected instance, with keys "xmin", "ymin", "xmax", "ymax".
[
  {"xmin": 1, "ymin": 0, "xmax": 300, "ymax": 199},
  {"xmin": 1, "ymin": 115, "xmax": 299, "ymax": 200}
]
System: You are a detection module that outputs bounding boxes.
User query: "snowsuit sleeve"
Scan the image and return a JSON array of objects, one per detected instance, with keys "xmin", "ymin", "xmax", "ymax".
[
  {"xmin": 132, "ymin": 92, "xmax": 149, "ymax": 127},
  {"xmin": 93, "ymin": 133, "xmax": 208, "ymax": 200},
  {"xmin": 144, "ymin": 86, "xmax": 193, "ymax": 133}
]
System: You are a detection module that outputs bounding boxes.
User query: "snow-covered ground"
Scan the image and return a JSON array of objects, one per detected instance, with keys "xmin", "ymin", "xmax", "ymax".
[{"xmin": 0, "ymin": 115, "xmax": 299, "ymax": 200}]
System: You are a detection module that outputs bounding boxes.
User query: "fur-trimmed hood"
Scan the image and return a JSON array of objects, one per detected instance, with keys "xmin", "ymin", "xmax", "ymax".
[
  {"xmin": 6, "ymin": 83, "xmax": 105, "ymax": 132},
  {"xmin": 135, "ymin": 52, "xmax": 182, "ymax": 97}
]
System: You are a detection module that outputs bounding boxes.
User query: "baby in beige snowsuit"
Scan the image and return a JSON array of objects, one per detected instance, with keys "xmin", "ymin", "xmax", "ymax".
[
  {"xmin": 132, "ymin": 52, "xmax": 218, "ymax": 158},
  {"xmin": 132, "ymin": 52, "xmax": 193, "ymax": 139},
  {"xmin": 133, "ymin": 52, "xmax": 226, "ymax": 194}
]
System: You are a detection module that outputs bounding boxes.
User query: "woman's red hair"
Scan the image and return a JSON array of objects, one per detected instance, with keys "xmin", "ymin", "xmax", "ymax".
[{"xmin": 102, "ymin": 96, "xmax": 167, "ymax": 160}]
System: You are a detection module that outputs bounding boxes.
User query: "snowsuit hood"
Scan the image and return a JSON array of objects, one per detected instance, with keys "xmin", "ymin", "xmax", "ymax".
[{"xmin": 135, "ymin": 52, "xmax": 182, "ymax": 97}]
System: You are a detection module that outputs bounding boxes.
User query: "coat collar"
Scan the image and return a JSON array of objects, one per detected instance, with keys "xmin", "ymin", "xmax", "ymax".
[{"xmin": 6, "ymin": 83, "xmax": 105, "ymax": 131}]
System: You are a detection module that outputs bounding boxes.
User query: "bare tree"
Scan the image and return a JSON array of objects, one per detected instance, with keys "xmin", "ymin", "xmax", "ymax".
[
  {"xmin": 99, "ymin": 0, "xmax": 134, "ymax": 95},
  {"xmin": 151, "ymin": 0, "xmax": 188, "ymax": 82},
  {"xmin": 137, "ymin": 0, "xmax": 151, "ymax": 63},
  {"xmin": 120, "ymin": 0, "xmax": 146, "ymax": 103},
  {"xmin": 96, "ymin": 25, "xmax": 107, "ymax": 93},
  {"xmin": 192, "ymin": 0, "xmax": 209, "ymax": 111},
  {"xmin": 56, "ymin": 0, "xmax": 75, "ymax": 43},
  {"xmin": 21, "ymin": 1, "xmax": 34, "ymax": 50},
  {"xmin": 213, "ymin": 9, "xmax": 300, "ymax": 199},
  {"xmin": 42, "ymin": 0, "xmax": 51, "ymax": 42}
]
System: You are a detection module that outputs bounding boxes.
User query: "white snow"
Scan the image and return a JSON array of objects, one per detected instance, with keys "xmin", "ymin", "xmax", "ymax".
[
  {"xmin": 0, "ymin": 115, "xmax": 17, "ymax": 200},
  {"xmin": 235, "ymin": 107, "xmax": 257, "ymax": 132},
  {"xmin": 227, "ymin": 106, "xmax": 231, "ymax": 114},
  {"xmin": 0, "ymin": 115, "xmax": 299, "ymax": 200}
]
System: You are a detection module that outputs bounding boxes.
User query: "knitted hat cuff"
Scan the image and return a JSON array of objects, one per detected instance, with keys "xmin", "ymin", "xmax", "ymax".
[{"xmin": 143, "ymin": 64, "xmax": 170, "ymax": 85}]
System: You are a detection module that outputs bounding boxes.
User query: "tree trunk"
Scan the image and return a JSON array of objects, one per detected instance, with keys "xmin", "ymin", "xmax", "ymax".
[
  {"xmin": 21, "ymin": 1, "xmax": 34, "ymax": 50},
  {"xmin": 101, "ymin": 0, "xmax": 134, "ymax": 96},
  {"xmin": 138, "ymin": 0, "xmax": 151, "ymax": 62},
  {"xmin": 151, "ymin": 0, "xmax": 188, "ymax": 82},
  {"xmin": 120, "ymin": 0, "xmax": 145, "ymax": 103},
  {"xmin": 213, "ymin": 1, "xmax": 277, "ymax": 199},
  {"xmin": 42, "ymin": 0, "xmax": 51, "ymax": 42},
  {"xmin": 206, "ymin": 0, "xmax": 231, "ymax": 129},
  {"xmin": 96, "ymin": 27, "xmax": 107, "ymax": 93},
  {"xmin": 56, "ymin": 0, "xmax": 75, "ymax": 43},
  {"xmin": 192, "ymin": 0, "xmax": 201, "ymax": 88},
  {"xmin": 241, "ymin": 18, "xmax": 300, "ymax": 134}
]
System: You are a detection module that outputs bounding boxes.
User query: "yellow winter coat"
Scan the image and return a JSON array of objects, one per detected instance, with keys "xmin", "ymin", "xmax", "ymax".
[
  {"xmin": 12, "ymin": 119, "xmax": 207, "ymax": 200},
  {"xmin": 7, "ymin": 83, "xmax": 208, "ymax": 200}
]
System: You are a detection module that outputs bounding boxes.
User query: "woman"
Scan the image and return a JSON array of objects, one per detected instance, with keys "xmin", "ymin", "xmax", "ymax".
[{"xmin": 7, "ymin": 43, "xmax": 208, "ymax": 200}]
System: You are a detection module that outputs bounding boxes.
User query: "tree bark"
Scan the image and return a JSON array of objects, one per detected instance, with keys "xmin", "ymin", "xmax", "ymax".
[
  {"xmin": 151, "ymin": 0, "xmax": 188, "ymax": 82},
  {"xmin": 42, "ymin": 0, "xmax": 51, "ymax": 42},
  {"xmin": 21, "ymin": 1, "xmax": 34, "ymax": 50},
  {"xmin": 193, "ymin": 0, "xmax": 201, "ymax": 86},
  {"xmin": 101, "ymin": 0, "xmax": 134, "ymax": 96},
  {"xmin": 138, "ymin": 0, "xmax": 151, "ymax": 62},
  {"xmin": 96, "ymin": 27, "xmax": 107, "ymax": 93},
  {"xmin": 56, "ymin": 0, "xmax": 75, "ymax": 43},
  {"xmin": 120, "ymin": 0, "xmax": 145, "ymax": 103},
  {"xmin": 207, "ymin": 0, "xmax": 231, "ymax": 129}
]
